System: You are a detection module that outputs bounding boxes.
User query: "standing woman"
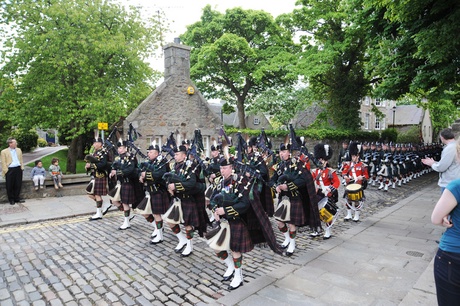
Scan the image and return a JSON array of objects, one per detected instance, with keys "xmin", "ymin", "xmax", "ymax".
[{"xmin": 431, "ymin": 138, "xmax": 460, "ymax": 306}]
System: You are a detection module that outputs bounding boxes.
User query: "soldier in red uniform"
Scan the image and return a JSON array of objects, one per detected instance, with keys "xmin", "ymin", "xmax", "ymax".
[
  {"xmin": 341, "ymin": 142, "xmax": 369, "ymax": 222},
  {"xmin": 312, "ymin": 143, "xmax": 340, "ymax": 239}
]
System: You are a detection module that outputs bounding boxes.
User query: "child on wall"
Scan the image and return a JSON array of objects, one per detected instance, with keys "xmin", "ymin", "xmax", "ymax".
[
  {"xmin": 31, "ymin": 160, "xmax": 46, "ymax": 190},
  {"xmin": 49, "ymin": 157, "xmax": 64, "ymax": 190}
]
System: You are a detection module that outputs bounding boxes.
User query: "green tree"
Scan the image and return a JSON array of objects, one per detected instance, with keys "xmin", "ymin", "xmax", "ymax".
[
  {"xmin": 180, "ymin": 5, "xmax": 299, "ymax": 129},
  {"xmin": 280, "ymin": 0, "xmax": 370, "ymax": 131},
  {"xmin": 0, "ymin": 0, "xmax": 162, "ymax": 172},
  {"xmin": 248, "ymin": 85, "xmax": 313, "ymax": 127},
  {"xmin": 362, "ymin": 0, "xmax": 460, "ymax": 128}
]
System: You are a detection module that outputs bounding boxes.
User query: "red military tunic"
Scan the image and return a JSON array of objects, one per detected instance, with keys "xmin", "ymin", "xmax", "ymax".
[
  {"xmin": 341, "ymin": 161, "xmax": 369, "ymax": 186},
  {"xmin": 312, "ymin": 167, "xmax": 340, "ymax": 198}
]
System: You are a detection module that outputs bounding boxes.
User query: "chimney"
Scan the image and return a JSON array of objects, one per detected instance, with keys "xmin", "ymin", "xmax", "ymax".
[{"xmin": 163, "ymin": 39, "xmax": 191, "ymax": 80}]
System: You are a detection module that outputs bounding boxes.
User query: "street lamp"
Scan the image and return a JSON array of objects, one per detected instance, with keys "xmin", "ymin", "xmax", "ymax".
[{"xmin": 392, "ymin": 106, "xmax": 396, "ymax": 128}]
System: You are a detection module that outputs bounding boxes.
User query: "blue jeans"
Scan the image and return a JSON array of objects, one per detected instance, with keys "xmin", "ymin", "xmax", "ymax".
[{"xmin": 434, "ymin": 248, "xmax": 460, "ymax": 306}]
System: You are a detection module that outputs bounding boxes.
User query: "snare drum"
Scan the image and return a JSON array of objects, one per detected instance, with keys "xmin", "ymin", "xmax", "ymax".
[
  {"xmin": 345, "ymin": 183, "xmax": 363, "ymax": 202},
  {"xmin": 318, "ymin": 197, "xmax": 339, "ymax": 223}
]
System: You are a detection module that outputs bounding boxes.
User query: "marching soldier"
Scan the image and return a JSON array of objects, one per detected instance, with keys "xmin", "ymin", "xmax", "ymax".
[
  {"xmin": 108, "ymin": 140, "xmax": 138, "ymax": 230},
  {"xmin": 341, "ymin": 142, "xmax": 369, "ymax": 222},
  {"xmin": 86, "ymin": 136, "xmax": 112, "ymax": 221},
  {"xmin": 337, "ymin": 140, "xmax": 350, "ymax": 172},
  {"xmin": 245, "ymin": 136, "xmax": 274, "ymax": 216},
  {"xmin": 270, "ymin": 143, "xmax": 320, "ymax": 256},
  {"xmin": 204, "ymin": 144, "xmax": 222, "ymax": 224},
  {"xmin": 312, "ymin": 143, "xmax": 340, "ymax": 239},
  {"xmin": 163, "ymin": 145, "xmax": 205, "ymax": 257},
  {"xmin": 138, "ymin": 144, "xmax": 170, "ymax": 244},
  {"xmin": 204, "ymin": 144, "xmax": 222, "ymax": 184},
  {"xmin": 209, "ymin": 156, "xmax": 253, "ymax": 290}
]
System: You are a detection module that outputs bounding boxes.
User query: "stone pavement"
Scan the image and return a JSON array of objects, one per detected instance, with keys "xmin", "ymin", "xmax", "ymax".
[{"xmin": 0, "ymin": 172, "xmax": 443, "ymax": 305}]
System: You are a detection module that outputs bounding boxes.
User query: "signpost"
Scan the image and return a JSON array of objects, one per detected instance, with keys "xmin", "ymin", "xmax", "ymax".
[{"xmin": 98, "ymin": 122, "xmax": 108, "ymax": 140}]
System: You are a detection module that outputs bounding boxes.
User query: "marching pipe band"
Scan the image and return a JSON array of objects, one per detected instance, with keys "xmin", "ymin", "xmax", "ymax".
[{"xmin": 85, "ymin": 125, "xmax": 440, "ymax": 290}]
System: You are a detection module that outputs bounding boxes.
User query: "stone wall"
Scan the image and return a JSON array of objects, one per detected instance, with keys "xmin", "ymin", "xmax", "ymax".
[{"xmin": 0, "ymin": 174, "xmax": 89, "ymax": 204}]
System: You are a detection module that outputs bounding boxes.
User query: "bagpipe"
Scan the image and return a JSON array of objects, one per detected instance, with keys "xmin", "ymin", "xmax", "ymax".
[
  {"xmin": 187, "ymin": 129, "xmax": 210, "ymax": 171},
  {"xmin": 232, "ymin": 131, "xmax": 268, "ymax": 184},
  {"xmin": 256, "ymin": 128, "xmax": 274, "ymax": 158},
  {"xmin": 288, "ymin": 124, "xmax": 322, "ymax": 169}
]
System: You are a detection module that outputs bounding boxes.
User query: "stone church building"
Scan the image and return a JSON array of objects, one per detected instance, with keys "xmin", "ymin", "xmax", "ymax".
[{"xmin": 124, "ymin": 39, "xmax": 222, "ymax": 155}]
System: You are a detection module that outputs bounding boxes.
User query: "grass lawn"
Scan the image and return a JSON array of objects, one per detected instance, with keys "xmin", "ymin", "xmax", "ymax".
[{"xmin": 26, "ymin": 149, "xmax": 88, "ymax": 174}]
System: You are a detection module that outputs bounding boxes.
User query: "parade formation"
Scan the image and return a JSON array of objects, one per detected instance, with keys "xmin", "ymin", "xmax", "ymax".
[{"xmin": 83, "ymin": 124, "xmax": 441, "ymax": 290}]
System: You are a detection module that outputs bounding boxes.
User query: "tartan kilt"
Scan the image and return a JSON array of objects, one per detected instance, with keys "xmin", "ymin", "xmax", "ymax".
[
  {"xmin": 175, "ymin": 196, "xmax": 200, "ymax": 228},
  {"xmin": 92, "ymin": 176, "xmax": 108, "ymax": 196},
  {"xmin": 229, "ymin": 219, "xmax": 254, "ymax": 253},
  {"xmin": 193, "ymin": 191, "xmax": 210, "ymax": 237},
  {"xmin": 260, "ymin": 185, "xmax": 275, "ymax": 217},
  {"xmin": 120, "ymin": 182, "xmax": 135, "ymax": 205},
  {"xmin": 149, "ymin": 191, "xmax": 169, "ymax": 215},
  {"xmin": 288, "ymin": 197, "xmax": 306, "ymax": 226}
]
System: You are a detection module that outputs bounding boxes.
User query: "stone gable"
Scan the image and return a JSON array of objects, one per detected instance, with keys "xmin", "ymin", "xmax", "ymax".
[{"xmin": 125, "ymin": 41, "xmax": 222, "ymax": 153}]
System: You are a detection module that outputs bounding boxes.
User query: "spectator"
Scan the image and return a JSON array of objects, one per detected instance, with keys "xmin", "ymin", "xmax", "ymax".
[
  {"xmin": 1, "ymin": 138, "xmax": 25, "ymax": 205},
  {"xmin": 49, "ymin": 157, "xmax": 63, "ymax": 190},
  {"xmin": 431, "ymin": 138, "xmax": 460, "ymax": 305},
  {"xmin": 422, "ymin": 128, "xmax": 460, "ymax": 193},
  {"xmin": 31, "ymin": 160, "xmax": 46, "ymax": 190}
]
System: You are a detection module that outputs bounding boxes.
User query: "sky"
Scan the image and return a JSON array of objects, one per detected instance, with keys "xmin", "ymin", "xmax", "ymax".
[{"xmin": 118, "ymin": 0, "xmax": 298, "ymax": 72}]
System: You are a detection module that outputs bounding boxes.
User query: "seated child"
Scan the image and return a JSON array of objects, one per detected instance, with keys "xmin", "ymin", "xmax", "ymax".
[
  {"xmin": 49, "ymin": 157, "xmax": 64, "ymax": 190},
  {"xmin": 31, "ymin": 160, "xmax": 46, "ymax": 190}
]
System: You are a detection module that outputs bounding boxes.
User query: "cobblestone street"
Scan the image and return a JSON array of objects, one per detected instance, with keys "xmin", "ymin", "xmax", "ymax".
[{"xmin": 0, "ymin": 172, "xmax": 437, "ymax": 305}]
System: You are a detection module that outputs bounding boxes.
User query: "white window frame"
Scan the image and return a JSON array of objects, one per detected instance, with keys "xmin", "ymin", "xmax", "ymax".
[
  {"xmin": 375, "ymin": 117, "xmax": 381, "ymax": 130},
  {"xmin": 364, "ymin": 113, "xmax": 370, "ymax": 130}
]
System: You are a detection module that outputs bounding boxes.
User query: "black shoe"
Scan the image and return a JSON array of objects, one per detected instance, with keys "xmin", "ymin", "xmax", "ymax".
[
  {"xmin": 10, "ymin": 201, "xmax": 15, "ymax": 205},
  {"xmin": 102, "ymin": 205, "xmax": 112, "ymax": 215},
  {"xmin": 15, "ymin": 199, "xmax": 25, "ymax": 203},
  {"xmin": 222, "ymin": 271, "xmax": 234, "ymax": 281},
  {"xmin": 150, "ymin": 239, "xmax": 164, "ymax": 245},
  {"xmin": 174, "ymin": 243, "xmax": 187, "ymax": 253},
  {"xmin": 228, "ymin": 280, "xmax": 243, "ymax": 290}
]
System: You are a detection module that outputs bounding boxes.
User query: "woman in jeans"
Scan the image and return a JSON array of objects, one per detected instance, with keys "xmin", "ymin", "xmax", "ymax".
[{"xmin": 431, "ymin": 139, "xmax": 460, "ymax": 306}]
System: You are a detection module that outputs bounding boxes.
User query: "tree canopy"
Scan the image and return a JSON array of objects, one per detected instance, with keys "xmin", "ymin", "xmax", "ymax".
[
  {"xmin": 180, "ymin": 5, "xmax": 300, "ymax": 129},
  {"xmin": 360, "ymin": 0, "xmax": 460, "ymax": 133},
  {"xmin": 278, "ymin": 0, "xmax": 370, "ymax": 130},
  {"xmin": 0, "ymin": 0, "xmax": 162, "ymax": 172}
]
